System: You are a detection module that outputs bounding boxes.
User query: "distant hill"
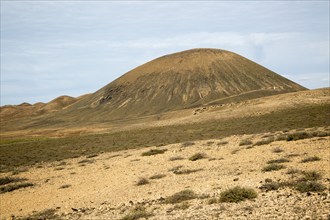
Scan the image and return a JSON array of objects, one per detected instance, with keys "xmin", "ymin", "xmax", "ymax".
[{"xmin": 0, "ymin": 95, "xmax": 80, "ymax": 121}]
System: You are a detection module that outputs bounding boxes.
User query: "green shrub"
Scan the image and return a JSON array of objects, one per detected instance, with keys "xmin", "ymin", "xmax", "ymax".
[
  {"xmin": 189, "ymin": 153, "xmax": 206, "ymax": 161},
  {"xmin": 286, "ymin": 168, "xmax": 301, "ymax": 175},
  {"xmin": 294, "ymin": 181, "xmax": 326, "ymax": 193},
  {"xmin": 164, "ymin": 189, "xmax": 197, "ymax": 204},
  {"xmin": 219, "ymin": 187, "xmax": 257, "ymax": 203},
  {"xmin": 141, "ymin": 149, "xmax": 167, "ymax": 156},
  {"xmin": 267, "ymin": 158, "xmax": 290, "ymax": 164},
  {"xmin": 259, "ymin": 182, "xmax": 281, "ymax": 191},
  {"xmin": 262, "ymin": 164, "xmax": 285, "ymax": 172},
  {"xmin": 253, "ymin": 137, "xmax": 274, "ymax": 146},
  {"xmin": 20, "ymin": 209, "xmax": 59, "ymax": 220},
  {"xmin": 121, "ymin": 205, "xmax": 152, "ymax": 220},
  {"xmin": 301, "ymin": 171, "xmax": 322, "ymax": 181},
  {"xmin": 173, "ymin": 202, "xmax": 190, "ymax": 210},
  {"xmin": 301, "ymin": 156, "xmax": 321, "ymax": 163},
  {"xmin": 286, "ymin": 132, "xmax": 311, "ymax": 141}
]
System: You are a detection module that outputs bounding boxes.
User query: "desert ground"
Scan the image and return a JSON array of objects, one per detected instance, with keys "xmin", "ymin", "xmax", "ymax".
[{"xmin": 1, "ymin": 127, "xmax": 329, "ymax": 220}]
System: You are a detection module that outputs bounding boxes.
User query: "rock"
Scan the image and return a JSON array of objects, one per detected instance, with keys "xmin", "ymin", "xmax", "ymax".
[{"xmin": 71, "ymin": 208, "xmax": 78, "ymax": 212}]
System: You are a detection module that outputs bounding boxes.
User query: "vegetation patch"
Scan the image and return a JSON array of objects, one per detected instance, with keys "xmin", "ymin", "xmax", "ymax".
[
  {"xmin": 78, "ymin": 159, "xmax": 95, "ymax": 164},
  {"xmin": 207, "ymin": 198, "xmax": 218, "ymax": 204},
  {"xmin": 189, "ymin": 153, "xmax": 207, "ymax": 161},
  {"xmin": 59, "ymin": 184, "xmax": 71, "ymax": 189},
  {"xmin": 284, "ymin": 130, "xmax": 330, "ymax": 141},
  {"xmin": 253, "ymin": 137, "xmax": 274, "ymax": 146},
  {"xmin": 172, "ymin": 168, "xmax": 203, "ymax": 175},
  {"xmin": 300, "ymin": 171, "xmax": 322, "ymax": 181},
  {"xmin": 0, "ymin": 182, "xmax": 34, "ymax": 194},
  {"xmin": 231, "ymin": 149, "xmax": 240, "ymax": 154},
  {"xmin": 262, "ymin": 164, "xmax": 285, "ymax": 172},
  {"xmin": 86, "ymin": 154, "xmax": 99, "ymax": 158},
  {"xmin": 136, "ymin": 178, "xmax": 149, "ymax": 186},
  {"xmin": 1, "ymin": 104, "xmax": 329, "ymax": 172},
  {"xmin": 259, "ymin": 182, "xmax": 281, "ymax": 191},
  {"xmin": 219, "ymin": 187, "xmax": 257, "ymax": 203},
  {"xmin": 164, "ymin": 189, "xmax": 197, "ymax": 204},
  {"xmin": 267, "ymin": 158, "xmax": 290, "ymax": 164},
  {"xmin": 181, "ymin": 141, "xmax": 195, "ymax": 147},
  {"xmin": 20, "ymin": 209, "xmax": 60, "ymax": 220},
  {"xmin": 217, "ymin": 141, "xmax": 228, "ymax": 146},
  {"xmin": 239, "ymin": 140, "xmax": 253, "ymax": 146},
  {"xmin": 121, "ymin": 205, "xmax": 152, "ymax": 220},
  {"xmin": 149, "ymin": 174, "xmax": 166, "ymax": 179},
  {"xmin": 286, "ymin": 168, "xmax": 301, "ymax": 175},
  {"xmin": 0, "ymin": 177, "xmax": 25, "ymax": 186},
  {"xmin": 173, "ymin": 202, "xmax": 190, "ymax": 210},
  {"xmin": 301, "ymin": 156, "xmax": 321, "ymax": 163},
  {"xmin": 286, "ymin": 153, "xmax": 300, "ymax": 157},
  {"xmin": 272, "ymin": 147, "xmax": 284, "ymax": 153},
  {"xmin": 294, "ymin": 181, "xmax": 326, "ymax": 193},
  {"xmin": 141, "ymin": 149, "xmax": 167, "ymax": 156},
  {"xmin": 169, "ymin": 156, "xmax": 184, "ymax": 161}
]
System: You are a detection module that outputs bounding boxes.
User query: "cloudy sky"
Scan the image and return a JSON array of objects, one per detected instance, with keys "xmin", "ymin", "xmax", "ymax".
[{"xmin": 1, "ymin": 1, "xmax": 329, "ymax": 105}]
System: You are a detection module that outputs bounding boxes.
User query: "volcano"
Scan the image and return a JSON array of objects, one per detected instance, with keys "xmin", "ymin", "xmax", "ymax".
[{"xmin": 70, "ymin": 48, "xmax": 306, "ymax": 118}]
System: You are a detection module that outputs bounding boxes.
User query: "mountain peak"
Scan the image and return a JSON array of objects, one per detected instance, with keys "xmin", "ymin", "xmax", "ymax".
[{"xmin": 71, "ymin": 48, "xmax": 306, "ymax": 119}]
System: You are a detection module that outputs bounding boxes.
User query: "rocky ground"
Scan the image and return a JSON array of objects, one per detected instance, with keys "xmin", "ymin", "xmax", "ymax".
[{"xmin": 1, "ymin": 127, "xmax": 330, "ymax": 220}]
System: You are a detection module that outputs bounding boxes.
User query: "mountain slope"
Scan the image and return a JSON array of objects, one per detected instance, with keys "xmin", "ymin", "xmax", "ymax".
[{"xmin": 70, "ymin": 48, "xmax": 306, "ymax": 118}]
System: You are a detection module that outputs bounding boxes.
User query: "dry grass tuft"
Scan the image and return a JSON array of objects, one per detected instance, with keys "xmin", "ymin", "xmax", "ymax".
[
  {"xmin": 164, "ymin": 189, "xmax": 197, "ymax": 204},
  {"xmin": 189, "ymin": 153, "xmax": 207, "ymax": 161},
  {"xmin": 301, "ymin": 156, "xmax": 321, "ymax": 163},
  {"xmin": 262, "ymin": 164, "xmax": 285, "ymax": 172},
  {"xmin": 141, "ymin": 149, "xmax": 167, "ymax": 156},
  {"xmin": 219, "ymin": 187, "xmax": 257, "ymax": 203},
  {"xmin": 149, "ymin": 174, "xmax": 166, "ymax": 180}
]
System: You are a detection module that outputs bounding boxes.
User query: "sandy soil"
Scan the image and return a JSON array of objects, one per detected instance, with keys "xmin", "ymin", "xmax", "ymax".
[{"xmin": 1, "ymin": 127, "xmax": 329, "ymax": 220}]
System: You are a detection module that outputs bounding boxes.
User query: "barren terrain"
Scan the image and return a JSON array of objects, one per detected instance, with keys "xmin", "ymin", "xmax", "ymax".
[{"xmin": 1, "ymin": 127, "xmax": 329, "ymax": 219}]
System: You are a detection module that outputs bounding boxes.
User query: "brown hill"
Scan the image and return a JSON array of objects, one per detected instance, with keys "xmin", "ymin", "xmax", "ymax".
[
  {"xmin": 0, "ymin": 96, "xmax": 79, "ymax": 121},
  {"xmin": 70, "ymin": 48, "xmax": 306, "ymax": 119},
  {"xmin": 1, "ymin": 48, "xmax": 307, "ymax": 130}
]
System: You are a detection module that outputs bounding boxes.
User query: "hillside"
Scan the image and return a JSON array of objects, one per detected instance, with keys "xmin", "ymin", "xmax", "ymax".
[
  {"xmin": 0, "ymin": 48, "xmax": 307, "ymax": 132},
  {"xmin": 70, "ymin": 48, "xmax": 306, "ymax": 119}
]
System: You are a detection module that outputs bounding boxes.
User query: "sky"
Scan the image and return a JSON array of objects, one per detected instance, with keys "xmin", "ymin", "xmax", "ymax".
[{"xmin": 1, "ymin": 1, "xmax": 329, "ymax": 105}]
